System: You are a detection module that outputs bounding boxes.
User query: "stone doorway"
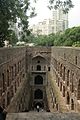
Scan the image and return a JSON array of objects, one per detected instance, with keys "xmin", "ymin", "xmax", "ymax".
[
  {"xmin": 34, "ymin": 89, "xmax": 43, "ymax": 99},
  {"xmin": 35, "ymin": 75, "xmax": 43, "ymax": 85}
]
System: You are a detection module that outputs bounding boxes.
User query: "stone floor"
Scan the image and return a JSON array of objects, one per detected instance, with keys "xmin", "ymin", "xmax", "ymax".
[{"xmin": 6, "ymin": 111, "xmax": 80, "ymax": 120}]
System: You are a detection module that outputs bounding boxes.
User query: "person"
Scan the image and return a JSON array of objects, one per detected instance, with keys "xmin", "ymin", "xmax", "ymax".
[
  {"xmin": 0, "ymin": 106, "xmax": 7, "ymax": 120},
  {"xmin": 36, "ymin": 105, "xmax": 39, "ymax": 112}
]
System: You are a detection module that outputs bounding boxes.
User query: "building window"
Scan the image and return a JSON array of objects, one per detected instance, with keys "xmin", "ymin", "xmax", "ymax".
[
  {"xmin": 35, "ymin": 75, "xmax": 43, "ymax": 85},
  {"xmin": 37, "ymin": 65, "xmax": 41, "ymax": 71}
]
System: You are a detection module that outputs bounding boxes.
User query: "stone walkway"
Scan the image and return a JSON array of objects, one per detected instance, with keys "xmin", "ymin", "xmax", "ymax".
[{"xmin": 6, "ymin": 112, "xmax": 80, "ymax": 120}]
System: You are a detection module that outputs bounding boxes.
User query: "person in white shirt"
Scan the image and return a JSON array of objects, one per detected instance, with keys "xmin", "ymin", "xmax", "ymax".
[{"xmin": 37, "ymin": 105, "xmax": 39, "ymax": 112}]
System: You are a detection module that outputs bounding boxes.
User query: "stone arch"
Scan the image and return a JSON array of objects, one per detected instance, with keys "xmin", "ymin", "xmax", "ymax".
[
  {"xmin": 71, "ymin": 99, "xmax": 74, "ymax": 110},
  {"xmin": 34, "ymin": 102, "xmax": 44, "ymax": 109},
  {"xmin": 77, "ymin": 79, "xmax": 80, "ymax": 100},
  {"xmin": 35, "ymin": 75, "xmax": 43, "ymax": 85},
  {"xmin": 37, "ymin": 65, "xmax": 41, "ymax": 71},
  {"xmin": 34, "ymin": 89, "xmax": 43, "ymax": 99},
  {"xmin": 66, "ymin": 92, "xmax": 70, "ymax": 104}
]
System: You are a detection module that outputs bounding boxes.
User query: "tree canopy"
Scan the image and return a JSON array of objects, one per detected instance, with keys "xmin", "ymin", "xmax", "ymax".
[
  {"xmin": 30, "ymin": 26, "xmax": 80, "ymax": 47},
  {"xmin": 0, "ymin": 0, "xmax": 36, "ymax": 47}
]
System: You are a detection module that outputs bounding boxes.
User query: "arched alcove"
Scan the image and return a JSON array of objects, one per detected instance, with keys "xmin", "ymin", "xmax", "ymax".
[
  {"xmin": 77, "ymin": 79, "xmax": 80, "ymax": 100},
  {"xmin": 34, "ymin": 89, "xmax": 43, "ymax": 99},
  {"xmin": 67, "ymin": 70, "xmax": 70, "ymax": 86},
  {"xmin": 71, "ymin": 99, "xmax": 74, "ymax": 110},
  {"xmin": 35, "ymin": 75, "xmax": 43, "ymax": 85},
  {"xmin": 60, "ymin": 64, "xmax": 62, "ymax": 77},
  {"xmin": 63, "ymin": 86, "xmax": 65, "ymax": 97},
  {"xmin": 34, "ymin": 102, "xmax": 44, "ymax": 109},
  {"xmin": 7, "ymin": 92, "xmax": 10, "ymax": 106},
  {"xmin": 37, "ymin": 65, "xmax": 41, "ymax": 71},
  {"xmin": 67, "ymin": 92, "xmax": 70, "ymax": 104}
]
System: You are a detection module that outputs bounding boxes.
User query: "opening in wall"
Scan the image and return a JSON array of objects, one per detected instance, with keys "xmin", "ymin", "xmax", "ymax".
[
  {"xmin": 77, "ymin": 79, "xmax": 80, "ymax": 100},
  {"xmin": 35, "ymin": 75, "xmax": 43, "ymax": 85},
  {"xmin": 48, "ymin": 67, "xmax": 50, "ymax": 71},
  {"xmin": 71, "ymin": 99, "xmax": 74, "ymax": 110},
  {"xmin": 75, "ymin": 56, "xmax": 77, "ymax": 65},
  {"xmin": 34, "ymin": 89, "xmax": 43, "ymax": 99},
  {"xmin": 67, "ymin": 92, "xmax": 70, "ymax": 104},
  {"xmin": 37, "ymin": 65, "xmax": 41, "ymax": 71}
]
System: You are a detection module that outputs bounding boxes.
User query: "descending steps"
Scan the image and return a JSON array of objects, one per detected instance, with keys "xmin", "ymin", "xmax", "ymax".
[{"xmin": 6, "ymin": 112, "xmax": 80, "ymax": 120}]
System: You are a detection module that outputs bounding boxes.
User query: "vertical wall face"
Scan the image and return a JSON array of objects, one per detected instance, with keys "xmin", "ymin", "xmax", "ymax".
[
  {"xmin": 26, "ymin": 46, "xmax": 51, "ymax": 110},
  {"xmin": 0, "ymin": 47, "xmax": 30, "ymax": 112},
  {"xmin": 1, "ymin": 46, "xmax": 80, "ymax": 113},
  {"xmin": 50, "ymin": 47, "xmax": 80, "ymax": 112}
]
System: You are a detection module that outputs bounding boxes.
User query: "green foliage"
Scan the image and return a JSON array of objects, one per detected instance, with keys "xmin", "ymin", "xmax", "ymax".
[
  {"xmin": 48, "ymin": 0, "xmax": 74, "ymax": 13},
  {"xmin": 33, "ymin": 34, "xmax": 55, "ymax": 46},
  {"xmin": 30, "ymin": 26, "xmax": 80, "ymax": 47},
  {"xmin": 0, "ymin": 0, "xmax": 36, "ymax": 47}
]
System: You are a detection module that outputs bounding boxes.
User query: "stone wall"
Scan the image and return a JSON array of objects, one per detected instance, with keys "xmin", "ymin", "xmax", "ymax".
[
  {"xmin": 50, "ymin": 47, "xmax": 80, "ymax": 112},
  {"xmin": 0, "ymin": 46, "xmax": 80, "ymax": 113},
  {"xmin": 0, "ymin": 47, "xmax": 30, "ymax": 112}
]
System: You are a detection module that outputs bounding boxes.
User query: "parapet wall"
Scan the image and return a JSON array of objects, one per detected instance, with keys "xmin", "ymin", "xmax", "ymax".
[{"xmin": 0, "ymin": 47, "xmax": 26, "ymax": 64}]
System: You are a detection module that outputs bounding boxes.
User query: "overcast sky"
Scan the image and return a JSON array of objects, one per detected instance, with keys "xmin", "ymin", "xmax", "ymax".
[{"xmin": 29, "ymin": 0, "xmax": 80, "ymax": 28}]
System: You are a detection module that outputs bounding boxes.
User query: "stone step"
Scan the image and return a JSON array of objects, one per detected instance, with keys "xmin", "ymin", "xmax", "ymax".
[{"xmin": 6, "ymin": 112, "xmax": 80, "ymax": 120}]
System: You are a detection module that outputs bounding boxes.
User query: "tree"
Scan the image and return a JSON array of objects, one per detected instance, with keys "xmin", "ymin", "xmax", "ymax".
[
  {"xmin": 48, "ymin": 0, "xmax": 74, "ymax": 13},
  {"xmin": 0, "ymin": 0, "xmax": 36, "ymax": 47}
]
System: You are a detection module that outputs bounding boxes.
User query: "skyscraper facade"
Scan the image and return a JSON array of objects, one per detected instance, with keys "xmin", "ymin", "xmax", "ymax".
[{"xmin": 30, "ymin": 7, "xmax": 68, "ymax": 35}]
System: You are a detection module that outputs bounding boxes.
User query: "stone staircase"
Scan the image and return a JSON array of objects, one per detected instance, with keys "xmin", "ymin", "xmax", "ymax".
[{"xmin": 6, "ymin": 112, "xmax": 80, "ymax": 120}]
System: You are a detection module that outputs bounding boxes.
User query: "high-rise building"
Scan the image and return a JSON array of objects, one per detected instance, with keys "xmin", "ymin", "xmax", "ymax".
[{"xmin": 30, "ymin": 7, "xmax": 68, "ymax": 35}]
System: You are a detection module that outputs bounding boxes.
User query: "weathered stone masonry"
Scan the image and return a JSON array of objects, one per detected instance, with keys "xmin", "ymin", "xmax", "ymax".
[
  {"xmin": 50, "ymin": 47, "xmax": 80, "ymax": 112},
  {"xmin": 0, "ymin": 47, "xmax": 30, "ymax": 112},
  {"xmin": 0, "ymin": 46, "xmax": 80, "ymax": 113}
]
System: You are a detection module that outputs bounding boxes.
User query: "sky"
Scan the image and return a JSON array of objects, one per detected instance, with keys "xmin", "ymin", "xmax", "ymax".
[{"xmin": 29, "ymin": 0, "xmax": 80, "ymax": 28}]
